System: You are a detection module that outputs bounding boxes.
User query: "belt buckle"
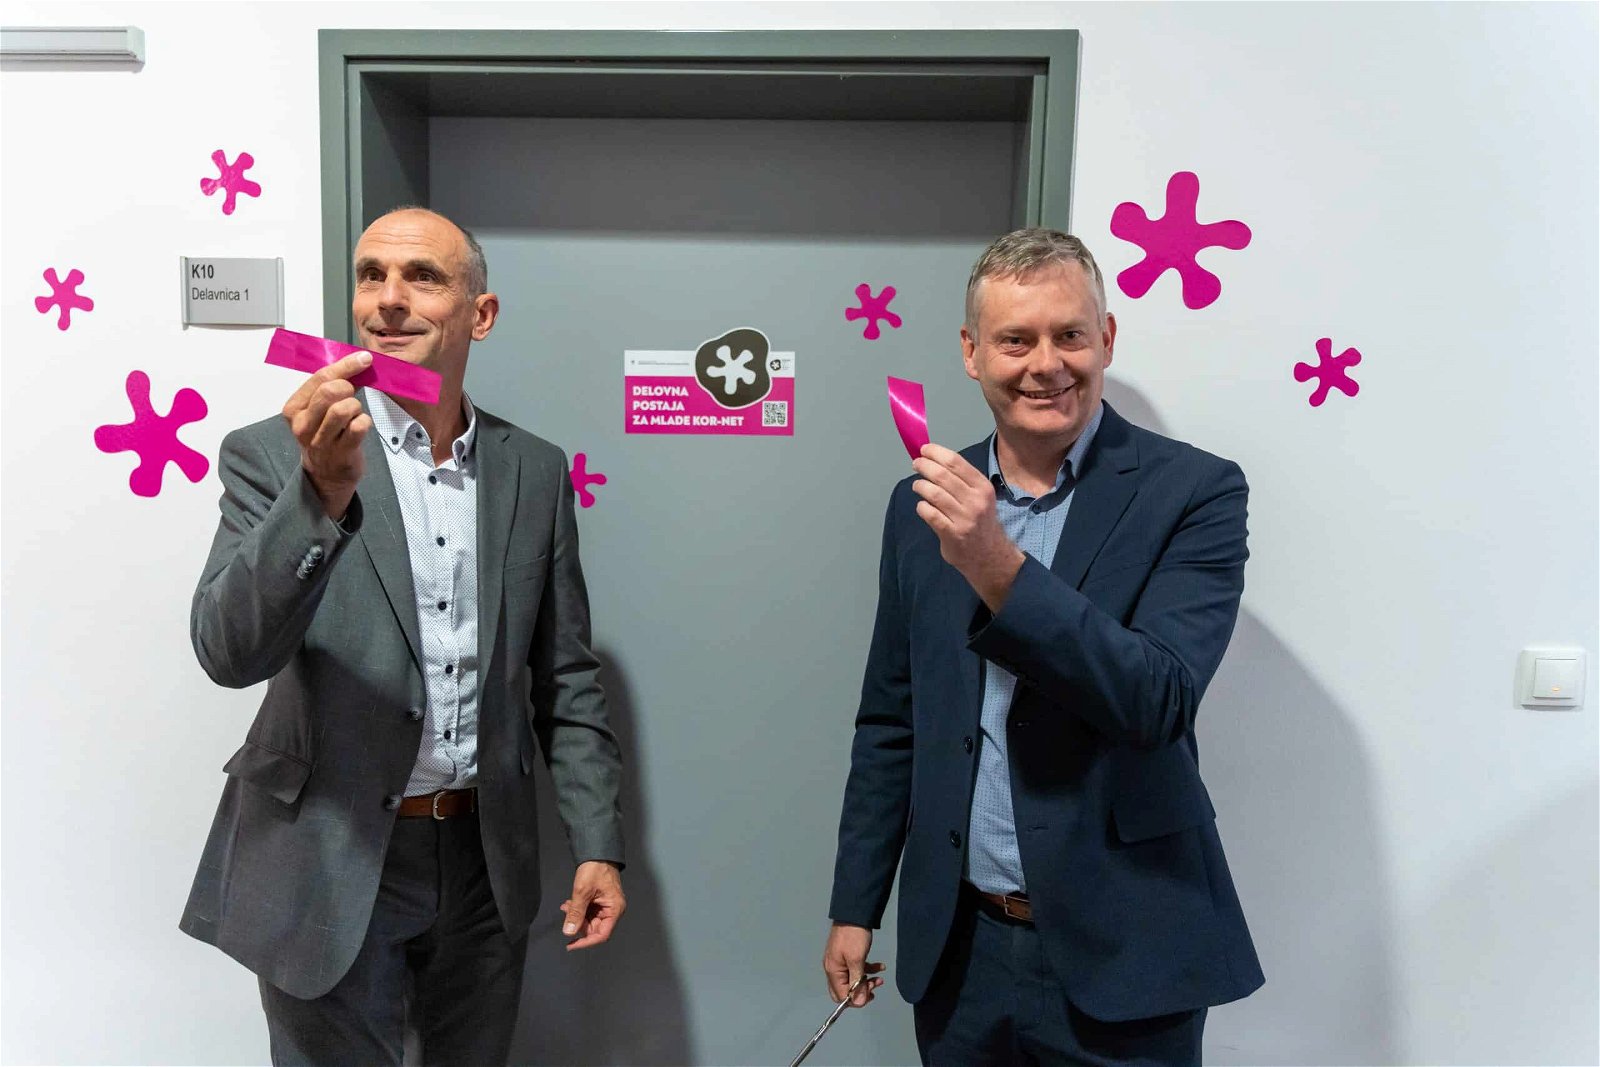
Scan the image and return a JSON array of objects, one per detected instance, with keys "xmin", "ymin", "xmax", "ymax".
[
  {"xmin": 1001, "ymin": 893, "xmax": 1029, "ymax": 921},
  {"xmin": 431, "ymin": 790, "xmax": 447, "ymax": 821}
]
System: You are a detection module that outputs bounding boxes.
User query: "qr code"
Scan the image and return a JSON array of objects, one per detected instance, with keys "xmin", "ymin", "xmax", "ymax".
[{"xmin": 762, "ymin": 401, "xmax": 789, "ymax": 427}]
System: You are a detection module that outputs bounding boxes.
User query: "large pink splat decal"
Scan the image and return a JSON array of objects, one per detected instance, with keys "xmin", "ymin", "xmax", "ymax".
[
  {"xmin": 845, "ymin": 284, "xmax": 902, "ymax": 340},
  {"xmin": 1294, "ymin": 338, "xmax": 1362, "ymax": 406},
  {"xmin": 570, "ymin": 453, "xmax": 607, "ymax": 508},
  {"xmin": 35, "ymin": 267, "xmax": 94, "ymax": 330},
  {"xmin": 199, "ymin": 149, "xmax": 261, "ymax": 215},
  {"xmin": 94, "ymin": 371, "xmax": 210, "ymax": 497},
  {"xmin": 1110, "ymin": 171, "xmax": 1251, "ymax": 310}
]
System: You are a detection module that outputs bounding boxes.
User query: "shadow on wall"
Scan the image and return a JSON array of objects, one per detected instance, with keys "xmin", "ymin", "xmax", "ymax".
[
  {"xmin": 506, "ymin": 648, "xmax": 695, "ymax": 1066},
  {"xmin": 1104, "ymin": 382, "xmax": 1400, "ymax": 1066}
]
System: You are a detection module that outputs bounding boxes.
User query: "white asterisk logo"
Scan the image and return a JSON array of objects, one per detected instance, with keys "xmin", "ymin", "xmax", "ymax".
[{"xmin": 705, "ymin": 345, "xmax": 757, "ymax": 396}]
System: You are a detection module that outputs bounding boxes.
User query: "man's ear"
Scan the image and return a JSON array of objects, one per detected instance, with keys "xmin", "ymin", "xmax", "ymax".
[
  {"xmin": 960, "ymin": 324, "xmax": 980, "ymax": 382},
  {"xmin": 1102, "ymin": 312, "xmax": 1117, "ymax": 368},
  {"xmin": 472, "ymin": 293, "xmax": 500, "ymax": 341}
]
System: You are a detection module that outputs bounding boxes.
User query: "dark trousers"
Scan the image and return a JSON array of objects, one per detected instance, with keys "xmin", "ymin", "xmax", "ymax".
[
  {"xmin": 914, "ymin": 888, "xmax": 1206, "ymax": 1067},
  {"xmin": 258, "ymin": 810, "xmax": 529, "ymax": 1067}
]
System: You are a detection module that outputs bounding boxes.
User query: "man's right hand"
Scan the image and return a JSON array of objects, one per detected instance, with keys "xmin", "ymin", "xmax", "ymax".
[
  {"xmin": 283, "ymin": 352, "xmax": 373, "ymax": 521},
  {"xmin": 823, "ymin": 922, "xmax": 885, "ymax": 1007}
]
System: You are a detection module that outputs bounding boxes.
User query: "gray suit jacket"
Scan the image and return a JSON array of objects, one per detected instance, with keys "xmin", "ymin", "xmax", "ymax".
[{"xmin": 180, "ymin": 402, "xmax": 623, "ymax": 999}]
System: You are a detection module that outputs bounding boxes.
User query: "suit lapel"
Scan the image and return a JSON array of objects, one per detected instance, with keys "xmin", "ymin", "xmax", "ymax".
[
  {"xmin": 356, "ymin": 425, "xmax": 423, "ymax": 673},
  {"xmin": 954, "ymin": 439, "xmax": 991, "ymax": 723},
  {"xmin": 1048, "ymin": 402, "xmax": 1141, "ymax": 589},
  {"xmin": 474, "ymin": 417, "xmax": 519, "ymax": 676}
]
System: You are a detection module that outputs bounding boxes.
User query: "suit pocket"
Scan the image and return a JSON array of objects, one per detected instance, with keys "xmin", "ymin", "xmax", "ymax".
[
  {"xmin": 222, "ymin": 740, "xmax": 312, "ymax": 806},
  {"xmin": 1111, "ymin": 744, "xmax": 1215, "ymax": 843},
  {"xmin": 505, "ymin": 554, "xmax": 548, "ymax": 585}
]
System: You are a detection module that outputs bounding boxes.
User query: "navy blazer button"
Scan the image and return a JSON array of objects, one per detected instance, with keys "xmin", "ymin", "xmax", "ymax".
[
  {"xmin": 383, "ymin": 794, "xmax": 402, "ymax": 811},
  {"xmin": 308, "ymin": 545, "xmax": 325, "ymax": 560},
  {"xmin": 949, "ymin": 830, "xmax": 962, "ymax": 848},
  {"xmin": 407, "ymin": 708, "xmax": 424, "ymax": 722},
  {"xmin": 963, "ymin": 736, "xmax": 974, "ymax": 754}
]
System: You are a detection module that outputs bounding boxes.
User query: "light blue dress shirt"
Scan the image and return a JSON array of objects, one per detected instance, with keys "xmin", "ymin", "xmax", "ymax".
[
  {"xmin": 364, "ymin": 388, "xmax": 482, "ymax": 795},
  {"xmin": 965, "ymin": 401, "xmax": 1104, "ymax": 895}
]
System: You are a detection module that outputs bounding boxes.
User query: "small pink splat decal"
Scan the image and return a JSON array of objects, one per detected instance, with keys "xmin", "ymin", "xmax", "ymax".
[
  {"xmin": 1294, "ymin": 338, "xmax": 1362, "ymax": 407},
  {"xmin": 1110, "ymin": 172, "xmax": 1251, "ymax": 310},
  {"xmin": 846, "ymin": 284, "xmax": 902, "ymax": 340},
  {"xmin": 94, "ymin": 371, "xmax": 210, "ymax": 497},
  {"xmin": 199, "ymin": 150, "xmax": 261, "ymax": 215},
  {"xmin": 35, "ymin": 268, "xmax": 94, "ymax": 330},
  {"xmin": 570, "ymin": 453, "xmax": 607, "ymax": 508}
]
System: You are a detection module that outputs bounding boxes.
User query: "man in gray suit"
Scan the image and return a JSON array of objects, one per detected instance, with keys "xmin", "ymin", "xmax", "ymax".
[{"xmin": 181, "ymin": 207, "xmax": 626, "ymax": 1065}]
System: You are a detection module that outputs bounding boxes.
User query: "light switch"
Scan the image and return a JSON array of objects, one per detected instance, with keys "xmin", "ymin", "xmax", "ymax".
[{"xmin": 1516, "ymin": 647, "xmax": 1586, "ymax": 710}]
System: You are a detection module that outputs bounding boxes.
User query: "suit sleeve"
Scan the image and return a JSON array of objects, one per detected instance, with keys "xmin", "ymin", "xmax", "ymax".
[
  {"xmin": 191, "ymin": 426, "xmax": 363, "ymax": 689},
  {"xmin": 969, "ymin": 457, "xmax": 1248, "ymax": 748},
  {"xmin": 528, "ymin": 451, "xmax": 625, "ymax": 867},
  {"xmin": 828, "ymin": 489, "xmax": 915, "ymax": 928}
]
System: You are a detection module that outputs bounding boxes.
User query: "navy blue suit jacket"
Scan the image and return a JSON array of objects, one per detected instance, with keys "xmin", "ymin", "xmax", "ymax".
[{"xmin": 829, "ymin": 402, "xmax": 1263, "ymax": 1022}]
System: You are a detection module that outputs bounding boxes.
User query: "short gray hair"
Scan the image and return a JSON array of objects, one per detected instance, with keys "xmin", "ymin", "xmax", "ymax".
[
  {"xmin": 964, "ymin": 228, "xmax": 1107, "ymax": 331},
  {"xmin": 377, "ymin": 205, "xmax": 489, "ymax": 299}
]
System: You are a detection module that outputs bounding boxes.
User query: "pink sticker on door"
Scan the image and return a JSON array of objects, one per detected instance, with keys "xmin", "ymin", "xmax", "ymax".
[{"xmin": 625, "ymin": 328, "xmax": 795, "ymax": 436}]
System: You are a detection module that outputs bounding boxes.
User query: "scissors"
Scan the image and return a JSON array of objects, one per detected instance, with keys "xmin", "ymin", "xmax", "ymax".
[{"xmin": 789, "ymin": 972, "xmax": 878, "ymax": 1067}]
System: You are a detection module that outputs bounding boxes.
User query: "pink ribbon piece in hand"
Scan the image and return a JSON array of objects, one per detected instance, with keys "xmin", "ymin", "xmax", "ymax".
[
  {"xmin": 887, "ymin": 376, "xmax": 930, "ymax": 461},
  {"xmin": 265, "ymin": 328, "xmax": 442, "ymax": 406}
]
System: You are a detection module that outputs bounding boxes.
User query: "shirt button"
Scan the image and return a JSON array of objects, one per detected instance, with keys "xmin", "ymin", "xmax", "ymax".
[
  {"xmin": 390, "ymin": 436, "xmax": 399, "ymax": 446},
  {"xmin": 1030, "ymin": 504, "xmax": 1042, "ymax": 514},
  {"xmin": 963, "ymin": 736, "xmax": 974, "ymax": 754},
  {"xmin": 407, "ymin": 707, "xmax": 423, "ymax": 722},
  {"xmin": 444, "ymin": 663, "xmax": 454, "ymax": 675},
  {"xmin": 437, "ymin": 600, "xmax": 448, "ymax": 611},
  {"xmin": 436, "ymin": 536, "xmax": 446, "ymax": 546},
  {"xmin": 949, "ymin": 830, "xmax": 962, "ymax": 849},
  {"xmin": 444, "ymin": 729, "xmax": 454, "ymax": 741},
  {"xmin": 429, "ymin": 475, "xmax": 438, "ymax": 485},
  {"xmin": 383, "ymin": 794, "xmax": 402, "ymax": 811}
]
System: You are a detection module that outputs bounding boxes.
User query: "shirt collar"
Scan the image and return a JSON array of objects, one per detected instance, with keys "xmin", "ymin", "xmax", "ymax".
[
  {"xmin": 364, "ymin": 387, "xmax": 478, "ymax": 464},
  {"xmin": 987, "ymin": 400, "xmax": 1105, "ymax": 504}
]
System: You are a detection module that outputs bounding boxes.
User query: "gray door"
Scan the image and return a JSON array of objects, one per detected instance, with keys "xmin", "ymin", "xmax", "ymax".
[{"xmin": 325, "ymin": 33, "xmax": 1078, "ymax": 1064}]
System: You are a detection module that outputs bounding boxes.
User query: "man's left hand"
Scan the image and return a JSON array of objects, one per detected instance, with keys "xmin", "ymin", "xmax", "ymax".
[
  {"xmin": 561, "ymin": 860, "xmax": 626, "ymax": 951},
  {"xmin": 911, "ymin": 443, "xmax": 1026, "ymax": 611}
]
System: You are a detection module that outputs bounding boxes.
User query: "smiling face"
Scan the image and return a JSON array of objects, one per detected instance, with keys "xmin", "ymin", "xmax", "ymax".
[
  {"xmin": 350, "ymin": 209, "xmax": 494, "ymax": 379},
  {"xmin": 961, "ymin": 262, "xmax": 1115, "ymax": 453}
]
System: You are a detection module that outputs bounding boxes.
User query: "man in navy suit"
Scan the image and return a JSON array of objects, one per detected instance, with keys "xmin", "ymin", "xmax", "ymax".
[{"xmin": 823, "ymin": 229, "xmax": 1262, "ymax": 1064}]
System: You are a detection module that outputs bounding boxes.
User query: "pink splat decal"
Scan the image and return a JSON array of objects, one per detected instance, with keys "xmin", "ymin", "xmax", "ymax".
[
  {"xmin": 93, "ymin": 371, "xmax": 210, "ymax": 497},
  {"xmin": 35, "ymin": 268, "xmax": 94, "ymax": 330},
  {"xmin": 570, "ymin": 453, "xmax": 607, "ymax": 508},
  {"xmin": 1294, "ymin": 338, "xmax": 1362, "ymax": 406},
  {"xmin": 199, "ymin": 150, "xmax": 261, "ymax": 215},
  {"xmin": 1110, "ymin": 172, "xmax": 1251, "ymax": 310},
  {"xmin": 846, "ymin": 284, "xmax": 902, "ymax": 340}
]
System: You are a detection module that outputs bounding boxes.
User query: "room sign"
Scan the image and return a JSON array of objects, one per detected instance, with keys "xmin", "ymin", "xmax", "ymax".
[{"xmin": 179, "ymin": 256, "xmax": 284, "ymax": 327}]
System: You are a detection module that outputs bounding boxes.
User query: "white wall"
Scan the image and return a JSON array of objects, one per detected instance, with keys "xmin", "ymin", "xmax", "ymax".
[{"xmin": 2, "ymin": 2, "xmax": 1595, "ymax": 1064}]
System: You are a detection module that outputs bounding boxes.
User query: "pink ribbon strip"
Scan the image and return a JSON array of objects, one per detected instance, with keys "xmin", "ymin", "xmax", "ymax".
[
  {"xmin": 887, "ymin": 376, "xmax": 930, "ymax": 460},
  {"xmin": 265, "ymin": 328, "xmax": 442, "ymax": 406}
]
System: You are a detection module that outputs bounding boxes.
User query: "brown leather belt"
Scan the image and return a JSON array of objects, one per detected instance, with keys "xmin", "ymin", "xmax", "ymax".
[
  {"xmin": 398, "ymin": 788, "xmax": 477, "ymax": 820},
  {"xmin": 965, "ymin": 882, "xmax": 1033, "ymax": 923}
]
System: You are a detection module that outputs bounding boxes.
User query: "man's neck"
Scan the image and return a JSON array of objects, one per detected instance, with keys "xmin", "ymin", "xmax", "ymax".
[
  {"xmin": 396, "ymin": 383, "xmax": 467, "ymax": 466},
  {"xmin": 995, "ymin": 429, "xmax": 1075, "ymax": 498}
]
